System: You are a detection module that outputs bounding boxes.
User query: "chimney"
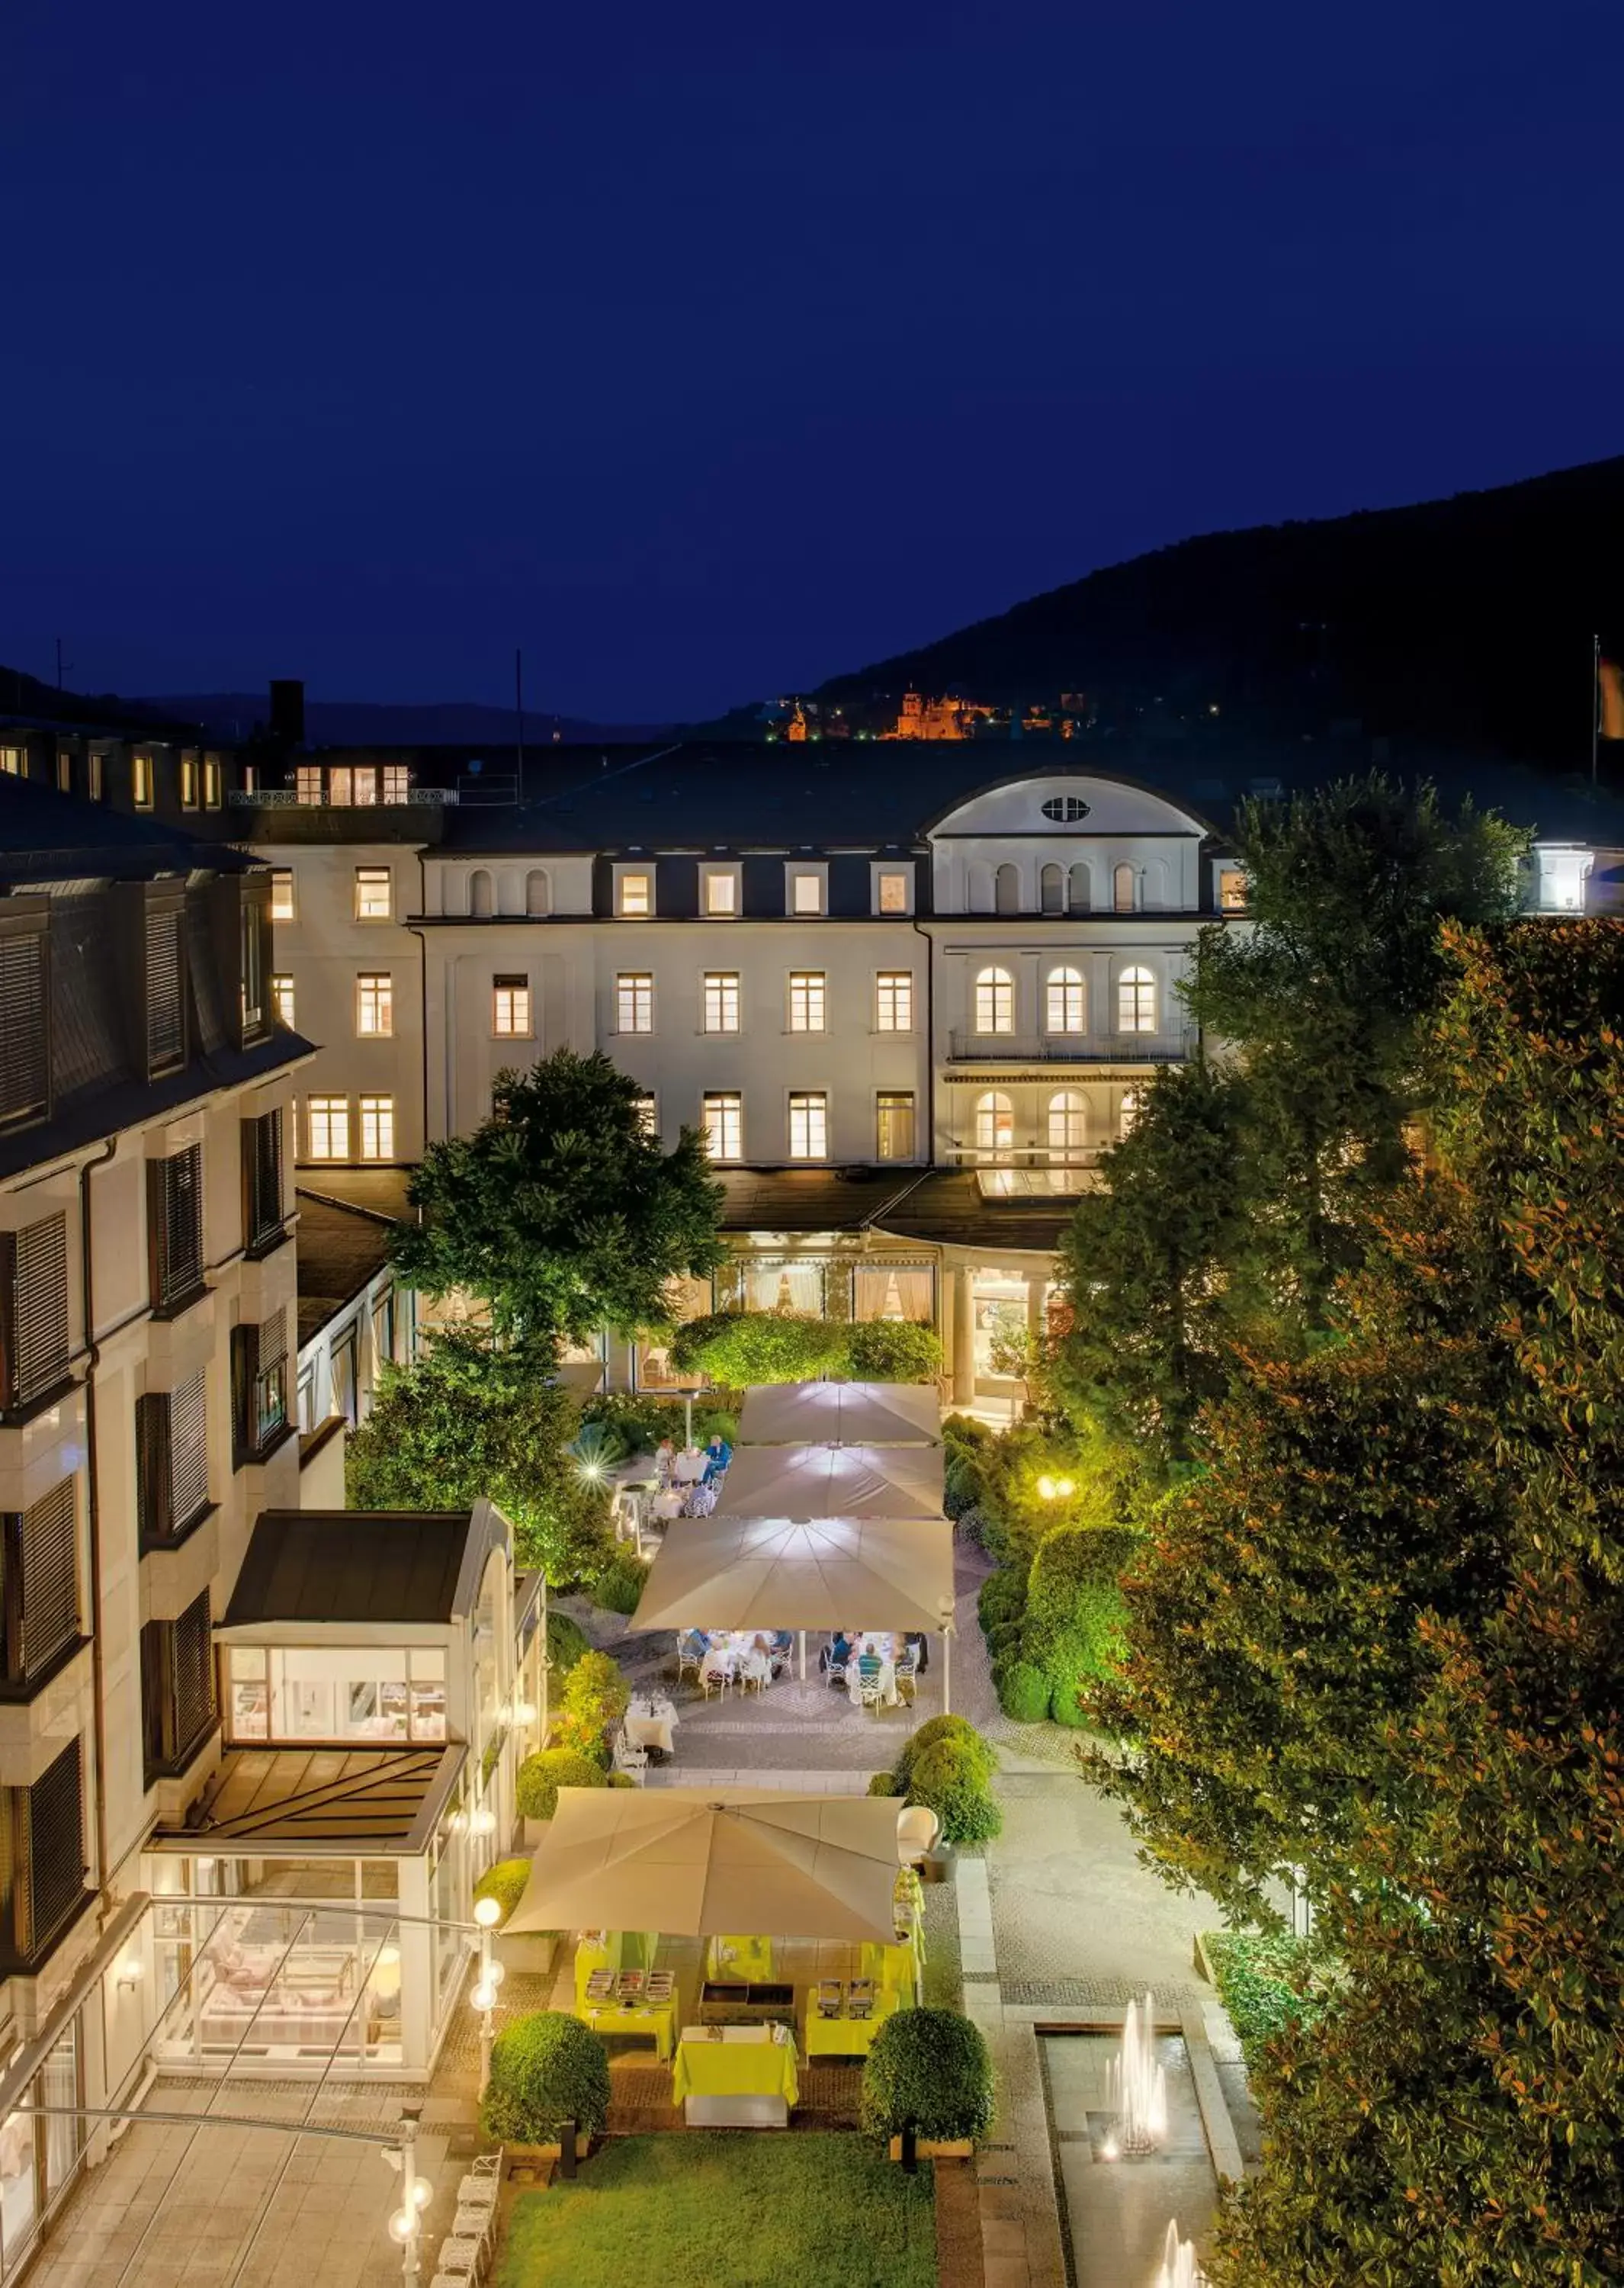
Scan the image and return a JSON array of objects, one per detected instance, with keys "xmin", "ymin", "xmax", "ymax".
[{"xmin": 268, "ymin": 678, "xmax": 306, "ymax": 747}]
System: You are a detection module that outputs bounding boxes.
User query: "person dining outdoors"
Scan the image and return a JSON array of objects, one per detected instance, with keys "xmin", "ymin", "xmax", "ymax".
[
  {"xmin": 769, "ymin": 1629, "xmax": 794, "ymax": 1677},
  {"xmin": 654, "ymin": 1435, "xmax": 677, "ymax": 1485},
  {"xmin": 701, "ymin": 1432, "xmax": 733, "ymax": 1484},
  {"xmin": 903, "ymin": 1629, "xmax": 930, "ymax": 1673},
  {"xmin": 820, "ymin": 1630, "xmax": 853, "ymax": 1678}
]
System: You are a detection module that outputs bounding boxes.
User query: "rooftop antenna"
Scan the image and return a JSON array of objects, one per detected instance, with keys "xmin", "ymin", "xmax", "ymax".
[
  {"xmin": 515, "ymin": 648, "xmax": 526, "ymax": 802},
  {"xmin": 54, "ymin": 637, "xmax": 72, "ymax": 691}
]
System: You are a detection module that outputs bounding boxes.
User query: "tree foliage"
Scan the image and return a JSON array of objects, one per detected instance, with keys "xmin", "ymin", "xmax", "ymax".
[
  {"xmin": 390, "ymin": 1048, "xmax": 724, "ymax": 1348},
  {"xmin": 345, "ymin": 1328, "xmax": 613, "ymax": 1587},
  {"xmin": 1094, "ymin": 920, "xmax": 1624, "ymax": 2285}
]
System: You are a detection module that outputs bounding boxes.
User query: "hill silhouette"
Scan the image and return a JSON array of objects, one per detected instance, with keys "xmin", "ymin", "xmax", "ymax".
[{"xmin": 816, "ymin": 455, "xmax": 1624, "ymax": 770}]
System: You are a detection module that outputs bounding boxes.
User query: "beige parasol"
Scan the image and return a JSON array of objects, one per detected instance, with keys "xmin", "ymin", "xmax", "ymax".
[{"xmin": 737, "ymin": 1381, "xmax": 942, "ymax": 1448}]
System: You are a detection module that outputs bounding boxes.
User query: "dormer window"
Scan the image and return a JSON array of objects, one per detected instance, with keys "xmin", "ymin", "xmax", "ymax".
[
  {"xmin": 785, "ymin": 865, "xmax": 826, "ymax": 917},
  {"xmin": 701, "ymin": 865, "xmax": 740, "ymax": 917},
  {"xmin": 1218, "ymin": 867, "xmax": 1247, "ymax": 913},
  {"xmin": 1041, "ymin": 795, "xmax": 1090, "ymax": 823},
  {"xmin": 616, "ymin": 866, "xmax": 654, "ymax": 917}
]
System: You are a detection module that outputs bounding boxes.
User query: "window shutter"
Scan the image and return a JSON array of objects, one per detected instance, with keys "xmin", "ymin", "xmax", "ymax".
[
  {"xmin": 11, "ymin": 1213, "xmax": 69, "ymax": 1405},
  {"xmin": 171, "ymin": 1591, "xmax": 215, "ymax": 1756},
  {"xmin": 151, "ymin": 1147, "xmax": 203, "ymax": 1306},
  {"xmin": 146, "ymin": 905, "xmax": 184, "ymax": 1072},
  {"xmin": 168, "ymin": 1373, "xmax": 208, "ymax": 1530},
  {"xmin": 24, "ymin": 1738, "xmax": 84, "ymax": 1956},
  {"xmin": 135, "ymin": 1392, "xmax": 172, "ymax": 1543},
  {"xmin": 242, "ymin": 1113, "xmax": 283, "ymax": 1250},
  {"xmin": 0, "ymin": 933, "xmax": 47, "ymax": 1127},
  {"xmin": 18, "ymin": 1480, "xmax": 78, "ymax": 1675}
]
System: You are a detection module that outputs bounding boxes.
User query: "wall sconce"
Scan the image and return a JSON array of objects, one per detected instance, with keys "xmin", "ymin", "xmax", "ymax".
[{"xmin": 116, "ymin": 1956, "xmax": 143, "ymax": 1991}]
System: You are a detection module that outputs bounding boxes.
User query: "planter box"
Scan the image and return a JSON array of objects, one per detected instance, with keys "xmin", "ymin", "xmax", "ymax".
[
  {"xmin": 494, "ymin": 1930, "xmax": 557, "ymax": 1976},
  {"xmin": 889, "ymin": 2135, "xmax": 974, "ymax": 2161}
]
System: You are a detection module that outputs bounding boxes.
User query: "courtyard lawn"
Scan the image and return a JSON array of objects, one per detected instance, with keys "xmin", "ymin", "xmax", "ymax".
[{"xmin": 496, "ymin": 2132, "xmax": 937, "ymax": 2288}]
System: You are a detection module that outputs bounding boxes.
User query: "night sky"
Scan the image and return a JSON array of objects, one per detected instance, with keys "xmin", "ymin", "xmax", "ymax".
[{"xmin": 6, "ymin": 2, "xmax": 1622, "ymax": 721}]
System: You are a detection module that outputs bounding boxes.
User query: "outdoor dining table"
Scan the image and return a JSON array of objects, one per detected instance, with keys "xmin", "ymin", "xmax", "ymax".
[
  {"xmin": 848, "ymin": 1655, "xmax": 900, "ymax": 1709},
  {"xmin": 624, "ymin": 1695, "xmax": 679, "ymax": 1755},
  {"xmin": 672, "ymin": 2023, "xmax": 799, "ymax": 2125},
  {"xmin": 579, "ymin": 1991, "xmax": 677, "ymax": 2061},
  {"xmin": 672, "ymin": 1450, "xmax": 707, "ymax": 1483},
  {"xmin": 803, "ymin": 1984, "xmax": 903, "ymax": 2058}
]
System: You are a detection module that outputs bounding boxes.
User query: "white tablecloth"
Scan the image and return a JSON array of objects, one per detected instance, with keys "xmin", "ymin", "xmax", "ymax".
[
  {"xmin": 673, "ymin": 1451, "xmax": 706, "ymax": 1483},
  {"xmin": 625, "ymin": 1700, "xmax": 679, "ymax": 1753},
  {"xmin": 849, "ymin": 1659, "xmax": 899, "ymax": 1708}
]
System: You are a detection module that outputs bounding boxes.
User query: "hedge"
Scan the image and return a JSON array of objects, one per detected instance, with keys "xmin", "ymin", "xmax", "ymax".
[
  {"xmin": 552, "ymin": 1649, "xmax": 632, "ymax": 1759},
  {"xmin": 480, "ymin": 2010, "xmax": 612, "ymax": 2144},
  {"xmin": 1204, "ymin": 1932, "xmax": 1336, "ymax": 2071},
  {"xmin": 545, "ymin": 1608, "xmax": 592, "ymax": 1679},
  {"xmin": 515, "ymin": 1748, "xmax": 607, "ymax": 1821},
  {"xmin": 906, "ymin": 1739, "xmax": 1003, "ymax": 1843},
  {"xmin": 669, "ymin": 1312, "xmax": 942, "ymax": 1387},
  {"xmin": 581, "ymin": 1390, "xmax": 738, "ymax": 1453},
  {"xmin": 472, "ymin": 1857, "xmax": 534, "ymax": 1924},
  {"xmin": 860, "ymin": 2008, "xmax": 996, "ymax": 2142},
  {"xmin": 895, "ymin": 1714, "xmax": 996, "ymax": 1790},
  {"xmin": 592, "ymin": 1553, "xmax": 649, "ymax": 1615},
  {"xmin": 997, "ymin": 1662, "xmax": 1051, "ymax": 1724}
]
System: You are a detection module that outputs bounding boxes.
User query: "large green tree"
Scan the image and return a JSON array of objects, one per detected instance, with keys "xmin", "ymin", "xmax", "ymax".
[
  {"xmin": 391, "ymin": 1048, "xmax": 724, "ymax": 1348},
  {"xmin": 346, "ymin": 1328, "xmax": 613, "ymax": 1586},
  {"xmin": 1095, "ymin": 921, "xmax": 1624, "ymax": 2286}
]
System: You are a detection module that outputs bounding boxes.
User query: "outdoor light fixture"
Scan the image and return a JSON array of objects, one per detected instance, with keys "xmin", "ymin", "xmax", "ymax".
[
  {"xmin": 473, "ymin": 1895, "xmax": 502, "ymax": 1928},
  {"xmin": 115, "ymin": 1955, "xmax": 144, "ymax": 1989},
  {"xmin": 1038, "ymin": 1474, "xmax": 1055, "ymax": 1499},
  {"xmin": 512, "ymin": 1699, "xmax": 537, "ymax": 1725},
  {"xmin": 469, "ymin": 1806, "xmax": 496, "ymax": 1837}
]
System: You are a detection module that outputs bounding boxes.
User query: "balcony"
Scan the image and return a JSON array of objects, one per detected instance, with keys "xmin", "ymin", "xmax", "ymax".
[{"xmin": 946, "ymin": 1027, "xmax": 1199, "ymax": 1063}]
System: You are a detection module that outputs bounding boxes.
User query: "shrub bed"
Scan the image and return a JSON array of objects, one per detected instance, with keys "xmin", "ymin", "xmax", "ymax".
[
  {"xmin": 515, "ymin": 1747, "xmax": 607, "ymax": 1821},
  {"xmin": 552, "ymin": 1648, "xmax": 632, "ymax": 1759},
  {"xmin": 883, "ymin": 1715, "xmax": 1002, "ymax": 1843},
  {"xmin": 480, "ymin": 2010, "xmax": 612, "ymax": 2145},
  {"xmin": 592, "ymin": 1552, "xmax": 649, "ymax": 1615},
  {"xmin": 860, "ymin": 2007, "xmax": 995, "ymax": 2143},
  {"xmin": 1204, "ymin": 1931, "xmax": 1337, "ymax": 2070},
  {"xmin": 670, "ymin": 1312, "xmax": 942, "ymax": 1386},
  {"xmin": 545, "ymin": 1608, "xmax": 592, "ymax": 1678}
]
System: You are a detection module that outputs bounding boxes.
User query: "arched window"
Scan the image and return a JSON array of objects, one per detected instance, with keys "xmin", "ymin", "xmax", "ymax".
[
  {"xmin": 1048, "ymin": 1090, "xmax": 1086, "ymax": 1157},
  {"xmin": 525, "ymin": 868, "xmax": 550, "ymax": 917},
  {"xmin": 469, "ymin": 869, "xmax": 493, "ymax": 917},
  {"xmin": 1112, "ymin": 863, "xmax": 1137, "ymax": 913},
  {"xmin": 1119, "ymin": 1088, "xmax": 1142, "ymax": 1138},
  {"xmin": 974, "ymin": 967, "xmax": 1015, "ymax": 1033},
  {"xmin": 994, "ymin": 863, "xmax": 1021, "ymax": 916},
  {"xmin": 1045, "ymin": 966, "xmax": 1085, "ymax": 1034},
  {"xmin": 974, "ymin": 1091, "xmax": 1014, "ymax": 1162},
  {"xmin": 1039, "ymin": 863, "xmax": 1064, "ymax": 916},
  {"xmin": 1118, "ymin": 965, "xmax": 1156, "ymax": 1033},
  {"xmin": 1067, "ymin": 862, "xmax": 1091, "ymax": 915}
]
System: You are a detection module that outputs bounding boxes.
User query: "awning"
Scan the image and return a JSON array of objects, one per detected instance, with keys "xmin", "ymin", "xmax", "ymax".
[
  {"xmin": 714, "ymin": 1443, "xmax": 945, "ymax": 1522},
  {"xmin": 633, "ymin": 1514, "xmax": 955, "ymax": 1635},
  {"xmin": 149, "ymin": 1744, "xmax": 464, "ymax": 1855},
  {"xmin": 737, "ymin": 1382, "xmax": 942, "ymax": 1448},
  {"xmin": 505, "ymin": 1788, "xmax": 905, "ymax": 1943}
]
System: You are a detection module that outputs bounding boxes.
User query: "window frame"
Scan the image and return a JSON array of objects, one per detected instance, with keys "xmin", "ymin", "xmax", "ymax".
[
  {"xmin": 787, "ymin": 1089, "xmax": 829, "ymax": 1161},
  {"xmin": 875, "ymin": 1091, "xmax": 916, "ymax": 1162},
  {"xmin": 269, "ymin": 869, "xmax": 295, "ymax": 923},
  {"xmin": 787, "ymin": 970, "xmax": 826, "ymax": 1034},
  {"xmin": 355, "ymin": 972, "xmax": 393, "ymax": 1038},
  {"xmin": 784, "ymin": 862, "xmax": 827, "ymax": 917},
  {"xmin": 358, "ymin": 1095, "xmax": 395, "ymax": 1162},
  {"xmin": 1045, "ymin": 966, "xmax": 1086, "ymax": 1035},
  {"xmin": 875, "ymin": 970, "xmax": 913, "ymax": 1034},
  {"xmin": 700, "ymin": 863, "xmax": 741, "ymax": 918},
  {"xmin": 354, "ymin": 866, "xmax": 393, "ymax": 922},
  {"xmin": 871, "ymin": 864, "xmax": 913, "ymax": 916},
  {"xmin": 973, "ymin": 966, "xmax": 1015, "ymax": 1035},
  {"xmin": 492, "ymin": 975, "xmax": 532, "ymax": 1038},
  {"xmin": 702, "ymin": 1091, "xmax": 743, "ymax": 1162},
  {"xmin": 1116, "ymin": 965, "xmax": 1157, "ymax": 1033},
  {"xmin": 615, "ymin": 864, "xmax": 655, "ymax": 918},
  {"xmin": 701, "ymin": 971, "xmax": 740, "ymax": 1035},
  {"xmin": 305, "ymin": 1095, "xmax": 351, "ymax": 1162},
  {"xmin": 271, "ymin": 975, "xmax": 296, "ymax": 1028},
  {"xmin": 616, "ymin": 971, "xmax": 654, "ymax": 1034}
]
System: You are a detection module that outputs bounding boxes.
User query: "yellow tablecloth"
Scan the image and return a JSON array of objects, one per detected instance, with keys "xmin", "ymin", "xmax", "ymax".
[
  {"xmin": 803, "ymin": 1988, "xmax": 902, "ymax": 2058},
  {"xmin": 672, "ymin": 2032, "xmax": 799, "ymax": 2110},
  {"xmin": 578, "ymin": 1997, "xmax": 676, "ymax": 2061},
  {"xmin": 862, "ymin": 1936, "xmax": 922, "ymax": 2000},
  {"xmin": 705, "ymin": 1934, "xmax": 774, "ymax": 1982},
  {"xmin": 575, "ymin": 1933, "xmax": 660, "ymax": 2008}
]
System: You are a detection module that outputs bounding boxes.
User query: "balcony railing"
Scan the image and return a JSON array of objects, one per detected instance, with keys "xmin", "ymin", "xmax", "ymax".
[
  {"xmin": 946, "ymin": 1027, "xmax": 1199, "ymax": 1062},
  {"xmin": 228, "ymin": 786, "xmax": 458, "ymax": 808}
]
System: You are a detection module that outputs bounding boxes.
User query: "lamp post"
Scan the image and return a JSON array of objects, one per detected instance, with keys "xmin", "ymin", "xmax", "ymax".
[
  {"xmin": 471, "ymin": 1897, "xmax": 505, "ymax": 2093},
  {"xmin": 386, "ymin": 2106, "xmax": 430, "ymax": 2286}
]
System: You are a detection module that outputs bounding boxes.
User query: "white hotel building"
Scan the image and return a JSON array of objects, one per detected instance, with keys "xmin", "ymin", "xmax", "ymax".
[{"xmin": 240, "ymin": 739, "xmax": 1610, "ymax": 1410}]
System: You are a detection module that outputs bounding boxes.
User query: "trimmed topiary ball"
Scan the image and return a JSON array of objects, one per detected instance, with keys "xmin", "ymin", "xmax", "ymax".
[
  {"xmin": 472, "ymin": 1857, "xmax": 533, "ymax": 1924},
  {"xmin": 896, "ymin": 1714, "xmax": 997, "ymax": 1789},
  {"xmin": 515, "ymin": 1747, "xmax": 607, "ymax": 1821},
  {"xmin": 867, "ymin": 1771, "xmax": 901, "ymax": 1798},
  {"xmin": 480, "ymin": 2010, "xmax": 611, "ymax": 2144},
  {"xmin": 997, "ymin": 1661, "xmax": 1051, "ymax": 1724},
  {"xmin": 906, "ymin": 1740, "xmax": 1003, "ymax": 1844},
  {"xmin": 860, "ymin": 2007, "xmax": 995, "ymax": 2142}
]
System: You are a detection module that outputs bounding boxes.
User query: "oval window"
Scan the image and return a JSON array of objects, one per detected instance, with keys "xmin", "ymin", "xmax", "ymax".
[{"xmin": 1041, "ymin": 795, "xmax": 1090, "ymax": 823}]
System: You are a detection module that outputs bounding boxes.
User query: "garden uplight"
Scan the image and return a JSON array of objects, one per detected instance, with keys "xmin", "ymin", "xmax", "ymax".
[{"xmin": 1038, "ymin": 1475, "xmax": 1055, "ymax": 1500}]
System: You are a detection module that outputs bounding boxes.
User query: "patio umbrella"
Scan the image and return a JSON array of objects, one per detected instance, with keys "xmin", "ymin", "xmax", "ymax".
[
  {"xmin": 714, "ymin": 1442, "xmax": 944, "ymax": 1522},
  {"xmin": 504, "ymin": 1787, "xmax": 905, "ymax": 1943},
  {"xmin": 631, "ymin": 1514, "xmax": 954, "ymax": 1635},
  {"xmin": 737, "ymin": 1381, "xmax": 942, "ymax": 1448}
]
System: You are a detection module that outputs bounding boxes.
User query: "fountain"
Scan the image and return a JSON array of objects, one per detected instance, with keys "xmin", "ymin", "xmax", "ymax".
[
  {"xmin": 1103, "ymin": 1990, "xmax": 1168, "ymax": 2155},
  {"xmin": 1154, "ymin": 2220, "xmax": 1206, "ymax": 2287}
]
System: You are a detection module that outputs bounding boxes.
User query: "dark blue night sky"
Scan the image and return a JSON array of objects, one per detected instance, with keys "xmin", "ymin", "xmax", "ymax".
[{"xmin": 6, "ymin": 0, "xmax": 1622, "ymax": 718}]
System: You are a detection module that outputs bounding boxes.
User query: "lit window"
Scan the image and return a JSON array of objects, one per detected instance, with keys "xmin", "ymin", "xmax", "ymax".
[
  {"xmin": 703, "ymin": 972, "xmax": 740, "ymax": 1033},
  {"xmin": 88, "ymin": 752, "xmax": 104, "ymax": 801},
  {"xmin": 179, "ymin": 754, "xmax": 199, "ymax": 808},
  {"xmin": 1118, "ymin": 966, "xmax": 1157, "ymax": 1032},
  {"xmin": 356, "ymin": 973, "xmax": 393, "ymax": 1036},
  {"xmin": 618, "ymin": 871, "xmax": 653, "ymax": 917},
  {"xmin": 789, "ymin": 870, "xmax": 823, "ymax": 915},
  {"xmin": 204, "ymin": 756, "xmax": 222, "ymax": 808},
  {"xmin": 1048, "ymin": 1091, "xmax": 1087, "ymax": 1157},
  {"xmin": 875, "ymin": 971, "xmax": 913, "ymax": 1032},
  {"xmin": 1113, "ymin": 863, "xmax": 1138, "ymax": 913},
  {"xmin": 1045, "ymin": 967, "xmax": 1085, "ymax": 1033},
  {"xmin": 56, "ymin": 751, "xmax": 72, "ymax": 793},
  {"xmin": 0, "ymin": 747, "xmax": 22, "ymax": 777},
  {"xmin": 635, "ymin": 1093, "xmax": 658, "ymax": 1136},
  {"xmin": 974, "ymin": 968, "xmax": 1014, "ymax": 1033},
  {"xmin": 875, "ymin": 869, "xmax": 910, "ymax": 914},
  {"xmin": 876, "ymin": 1092, "xmax": 915, "ymax": 1160},
  {"xmin": 329, "ymin": 766, "xmax": 353, "ymax": 806},
  {"xmin": 270, "ymin": 870, "xmax": 294, "ymax": 921},
  {"xmin": 493, "ymin": 975, "xmax": 531, "ymax": 1036},
  {"xmin": 351, "ymin": 767, "xmax": 378, "ymax": 806},
  {"xmin": 1218, "ymin": 868, "xmax": 1247, "ymax": 912},
  {"xmin": 306, "ymin": 1096, "xmax": 350, "ymax": 1160},
  {"xmin": 617, "ymin": 972, "xmax": 653, "ymax": 1033},
  {"xmin": 272, "ymin": 975, "xmax": 295, "ymax": 1027},
  {"xmin": 703, "ymin": 1092, "xmax": 742, "ymax": 1161},
  {"xmin": 1119, "ymin": 1088, "xmax": 1141, "ymax": 1138},
  {"xmin": 355, "ymin": 867, "xmax": 392, "ymax": 921},
  {"xmin": 788, "ymin": 972, "xmax": 826, "ymax": 1033},
  {"xmin": 382, "ymin": 765, "xmax": 411, "ymax": 803},
  {"xmin": 974, "ymin": 1091, "xmax": 1014, "ymax": 1162},
  {"xmin": 295, "ymin": 766, "xmax": 323, "ymax": 805},
  {"xmin": 703, "ymin": 867, "xmax": 738, "ymax": 916},
  {"xmin": 359, "ymin": 1095, "xmax": 395, "ymax": 1161},
  {"xmin": 788, "ymin": 1091, "xmax": 828, "ymax": 1158},
  {"xmin": 133, "ymin": 753, "xmax": 154, "ymax": 808}
]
